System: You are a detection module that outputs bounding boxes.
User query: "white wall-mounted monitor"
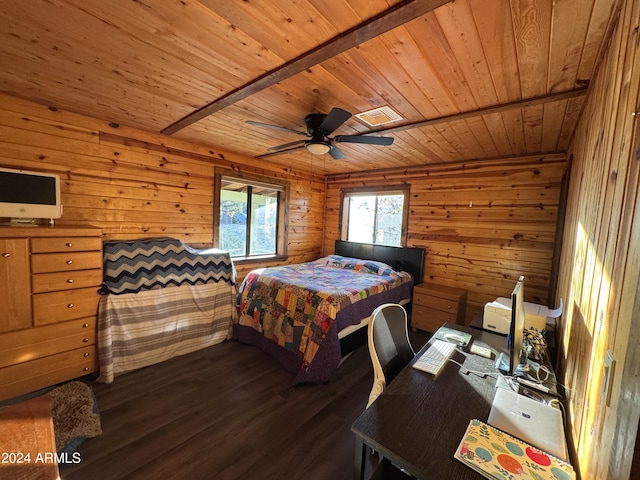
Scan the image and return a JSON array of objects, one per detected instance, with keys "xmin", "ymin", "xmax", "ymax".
[{"xmin": 0, "ymin": 167, "xmax": 62, "ymax": 225}]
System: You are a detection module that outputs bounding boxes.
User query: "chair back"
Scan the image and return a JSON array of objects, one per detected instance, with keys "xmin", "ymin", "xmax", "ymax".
[{"xmin": 367, "ymin": 303, "xmax": 415, "ymax": 407}]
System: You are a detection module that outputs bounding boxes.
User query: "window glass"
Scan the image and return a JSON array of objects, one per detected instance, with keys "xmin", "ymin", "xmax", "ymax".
[
  {"xmin": 219, "ymin": 182, "xmax": 248, "ymax": 257},
  {"xmin": 249, "ymin": 188, "xmax": 278, "ymax": 256},
  {"xmin": 347, "ymin": 196, "xmax": 376, "ymax": 243},
  {"xmin": 216, "ymin": 172, "xmax": 288, "ymax": 259},
  {"xmin": 342, "ymin": 188, "xmax": 408, "ymax": 247},
  {"xmin": 374, "ymin": 194, "xmax": 404, "ymax": 245}
]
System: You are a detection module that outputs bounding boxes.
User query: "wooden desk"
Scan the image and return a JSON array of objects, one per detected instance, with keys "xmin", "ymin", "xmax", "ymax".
[
  {"xmin": 0, "ymin": 394, "xmax": 59, "ymax": 480},
  {"xmin": 351, "ymin": 325, "xmax": 507, "ymax": 479}
]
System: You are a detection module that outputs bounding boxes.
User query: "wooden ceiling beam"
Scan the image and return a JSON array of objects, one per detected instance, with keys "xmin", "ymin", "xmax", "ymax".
[
  {"xmin": 161, "ymin": 0, "xmax": 453, "ymax": 136},
  {"xmin": 366, "ymin": 87, "xmax": 589, "ymax": 136}
]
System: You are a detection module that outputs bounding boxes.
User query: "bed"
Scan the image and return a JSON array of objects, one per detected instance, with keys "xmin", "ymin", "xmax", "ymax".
[
  {"xmin": 97, "ymin": 238, "xmax": 236, "ymax": 383},
  {"xmin": 235, "ymin": 240, "xmax": 426, "ymax": 384}
]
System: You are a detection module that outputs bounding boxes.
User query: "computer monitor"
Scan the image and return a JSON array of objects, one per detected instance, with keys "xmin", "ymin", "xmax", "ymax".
[
  {"xmin": 0, "ymin": 167, "xmax": 62, "ymax": 224},
  {"xmin": 508, "ymin": 276, "xmax": 526, "ymax": 375},
  {"xmin": 496, "ymin": 275, "xmax": 527, "ymax": 375}
]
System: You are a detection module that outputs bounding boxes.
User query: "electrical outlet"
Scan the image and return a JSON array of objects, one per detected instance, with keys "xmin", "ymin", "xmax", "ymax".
[{"xmin": 602, "ymin": 350, "xmax": 616, "ymax": 407}]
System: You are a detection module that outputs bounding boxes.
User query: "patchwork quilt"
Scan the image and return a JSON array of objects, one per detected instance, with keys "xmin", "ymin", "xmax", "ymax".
[{"xmin": 236, "ymin": 255, "xmax": 412, "ymax": 374}]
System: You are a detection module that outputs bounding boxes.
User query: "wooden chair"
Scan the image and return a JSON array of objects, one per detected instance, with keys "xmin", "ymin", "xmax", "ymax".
[{"xmin": 367, "ymin": 303, "xmax": 415, "ymax": 408}]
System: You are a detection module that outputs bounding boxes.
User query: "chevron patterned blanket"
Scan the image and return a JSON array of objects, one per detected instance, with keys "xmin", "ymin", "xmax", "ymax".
[
  {"xmin": 101, "ymin": 237, "xmax": 235, "ymax": 294},
  {"xmin": 97, "ymin": 238, "xmax": 236, "ymax": 383}
]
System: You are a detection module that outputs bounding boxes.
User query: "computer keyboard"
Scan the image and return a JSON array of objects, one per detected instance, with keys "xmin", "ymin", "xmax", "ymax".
[{"xmin": 413, "ymin": 339, "xmax": 457, "ymax": 375}]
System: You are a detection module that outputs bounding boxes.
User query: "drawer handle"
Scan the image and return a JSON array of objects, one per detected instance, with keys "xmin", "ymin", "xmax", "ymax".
[
  {"xmin": 67, "ymin": 303, "xmax": 74, "ymax": 308},
  {"xmin": 82, "ymin": 323, "xmax": 90, "ymax": 328},
  {"xmin": 67, "ymin": 278, "xmax": 74, "ymax": 284},
  {"xmin": 447, "ymin": 305, "xmax": 452, "ymax": 309},
  {"xmin": 66, "ymin": 260, "xmax": 73, "ymax": 265},
  {"xmin": 82, "ymin": 338, "xmax": 89, "ymax": 343},
  {"xmin": 83, "ymin": 367, "xmax": 90, "ymax": 372},
  {"xmin": 66, "ymin": 242, "xmax": 73, "ymax": 247},
  {"xmin": 2, "ymin": 253, "xmax": 10, "ymax": 258},
  {"xmin": 83, "ymin": 352, "xmax": 90, "ymax": 357}
]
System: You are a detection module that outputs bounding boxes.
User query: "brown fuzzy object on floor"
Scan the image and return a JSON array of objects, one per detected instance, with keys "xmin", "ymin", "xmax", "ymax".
[{"xmin": 49, "ymin": 381, "xmax": 102, "ymax": 450}]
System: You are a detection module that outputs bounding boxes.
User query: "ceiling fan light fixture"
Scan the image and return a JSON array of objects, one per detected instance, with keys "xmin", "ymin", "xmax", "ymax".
[{"xmin": 305, "ymin": 140, "xmax": 331, "ymax": 155}]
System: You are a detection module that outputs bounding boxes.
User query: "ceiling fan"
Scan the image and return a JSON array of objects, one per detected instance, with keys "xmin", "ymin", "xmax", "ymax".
[{"xmin": 246, "ymin": 107, "xmax": 394, "ymax": 160}]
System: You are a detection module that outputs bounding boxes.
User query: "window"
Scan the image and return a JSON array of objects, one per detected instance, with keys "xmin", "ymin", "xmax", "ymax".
[
  {"xmin": 340, "ymin": 186, "xmax": 409, "ymax": 246},
  {"xmin": 214, "ymin": 169, "xmax": 289, "ymax": 259}
]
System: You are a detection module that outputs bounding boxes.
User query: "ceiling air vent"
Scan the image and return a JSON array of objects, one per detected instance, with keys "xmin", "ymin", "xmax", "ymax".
[{"xmin": 355, "ymin": 106, "xmax": 402, "ymax": 127}]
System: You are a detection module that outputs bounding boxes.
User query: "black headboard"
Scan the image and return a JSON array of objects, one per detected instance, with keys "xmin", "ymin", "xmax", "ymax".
[{"xmin": 334, "ymin": 240, "xmax": 426, "ymax": 285}]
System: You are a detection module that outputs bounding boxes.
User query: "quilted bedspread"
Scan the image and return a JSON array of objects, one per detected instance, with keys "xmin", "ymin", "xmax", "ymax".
[{"xmin": 236, "ymin": 255, "xmax": 412, "ymax": 374}]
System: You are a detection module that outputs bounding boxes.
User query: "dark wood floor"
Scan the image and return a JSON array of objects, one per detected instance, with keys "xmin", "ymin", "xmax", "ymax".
[{"xmin": 59, "ymin": 331, "xmax": 430, "ymax": 480}]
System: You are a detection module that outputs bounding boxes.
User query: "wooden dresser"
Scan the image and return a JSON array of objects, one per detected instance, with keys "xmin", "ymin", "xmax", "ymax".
[
  {"xmin": 411, "ymin": 282, "xmax": 468, "ymax": 333},
  {"xmin": 0, "ymin": 225, "xmax": 102, "ymax": 401}
]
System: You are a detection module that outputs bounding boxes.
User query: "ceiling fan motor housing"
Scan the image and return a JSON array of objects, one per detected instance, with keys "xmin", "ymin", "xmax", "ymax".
[{"xmin": 304, "ymin": 113, "xmax": 328, "ymax": 135}]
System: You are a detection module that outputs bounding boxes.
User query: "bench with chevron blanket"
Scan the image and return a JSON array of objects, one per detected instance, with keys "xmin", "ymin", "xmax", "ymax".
[{"xmin": 97, "ymin": 238, "xmax": 236, "ymax": 383}]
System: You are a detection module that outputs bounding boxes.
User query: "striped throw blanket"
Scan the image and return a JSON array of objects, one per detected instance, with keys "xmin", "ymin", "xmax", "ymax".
[{"xmin": 97, "ymin": 238, "xmax": 236, "ymax": 383}]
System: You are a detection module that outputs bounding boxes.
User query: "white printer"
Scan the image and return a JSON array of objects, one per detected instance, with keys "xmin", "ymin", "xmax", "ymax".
[{"xmin": 483, "ymin": 298, "xmax": 562, "ymax": 334}]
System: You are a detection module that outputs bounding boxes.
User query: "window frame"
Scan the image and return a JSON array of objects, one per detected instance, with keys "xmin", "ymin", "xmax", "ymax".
[
  {"xmin": 339, "ymin": 185, "xmax": 410, "ymax": 247},
  {"xmin": 213, "ymin": 168, "xmax": 289, "ymax": 261}
]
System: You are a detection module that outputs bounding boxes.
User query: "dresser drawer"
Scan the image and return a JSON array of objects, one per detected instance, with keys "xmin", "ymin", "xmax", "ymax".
[
  {"xmin": 411, "ymin": 304, "xmax": 457, "ymax": 333},
  {"xmin": 0, "ymin": 317, "xmax": 96, "ymax": 368},
  {"xmin": 0, "ymin": 346, "xmax": 97, "ymax": 402},
  {"xmin": 32, "ymin": 268, "xmax": 103, "ymax": 293},
  {"xmin": 32, "ymin": 287, "xmax": 100, "ymax": 325},
  {"xmin": 411, "ymin": 283, "xmax": 468, "ymax": 332},
  {"xmin": 31, "ymin": 251, "xmax": 102, "ymax": 274},
  {"xmin": 413, "ymin": 291, "xmax": 459, "ymax": 314},
  {"xmin": 31, "ymin": 236, "xmax": 102, "ymax": 253}
]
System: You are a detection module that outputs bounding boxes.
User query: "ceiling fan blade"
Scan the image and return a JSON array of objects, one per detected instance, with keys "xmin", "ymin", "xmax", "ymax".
[
  {"xmin": 318, "ymin": 107, "xmax": 352, "ymax": 135},
  {"xmin": 246, "ymin": 120, "xmax": 308, "ymax": 137},
  {"xmin": 329, "ymin": 144, "xmax": 346, "ymax": 160},
  {"xmin": 334, "ymin": 135, "xmax": 394, "ymax": 146},
  {"xmin": 256, "ymin": 145, "xmax": 306, "ymax": 159},
  {"xmin": 269, "ymin": 139, "xmax": 307, "ymax": 151}
]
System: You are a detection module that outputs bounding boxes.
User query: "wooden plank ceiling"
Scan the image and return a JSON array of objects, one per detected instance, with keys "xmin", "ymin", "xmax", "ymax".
[{"xmin": 0, "ymin": 0, "xmax": 618, "ymax": 175}]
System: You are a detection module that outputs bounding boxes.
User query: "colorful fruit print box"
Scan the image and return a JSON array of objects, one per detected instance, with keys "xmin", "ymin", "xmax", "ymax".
[{"xmin": 454, "ymin": 419, "xmax": 576, "ymax": 480}]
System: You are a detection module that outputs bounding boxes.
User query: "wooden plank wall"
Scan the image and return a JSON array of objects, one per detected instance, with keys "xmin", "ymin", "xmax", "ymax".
[
  {"xmin": 0, "ymin": 93, "xmax": 326, "ymax": 282},
  {"xmin": 324, "ymin": 153, "xmax": 567, "ymax": 323},
  {"xmin": 555, "ymin": 0, "xmax": 640, "ymax": 477}
]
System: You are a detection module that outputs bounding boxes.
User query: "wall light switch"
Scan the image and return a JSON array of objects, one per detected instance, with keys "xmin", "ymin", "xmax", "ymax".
[{"xmin": 602, "ymin": 350, "xmax": 616, "ymax": 407}]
